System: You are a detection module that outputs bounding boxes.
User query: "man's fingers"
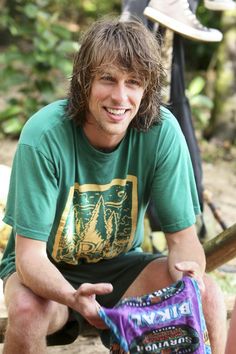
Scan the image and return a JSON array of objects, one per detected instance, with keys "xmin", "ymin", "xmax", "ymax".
[
  {"xmin": 78, "ymin": 282, "xmax": 113, "ymax": 296},
  {"xmin": 175, "ymin": 261, "xmax": 201, "ymax": 273},
  {"xmin": 175, "ymin": 261, "xmax": 205, "ymax": 293},
  {"xmin": 87, "ymin": 319, "xmax": 108, "ymax": 329}
]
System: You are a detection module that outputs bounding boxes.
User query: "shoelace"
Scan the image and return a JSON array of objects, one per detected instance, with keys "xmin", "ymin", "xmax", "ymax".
[{"xmin": 180, "ymin": 0, "xmax": 209, "ymax": 30}]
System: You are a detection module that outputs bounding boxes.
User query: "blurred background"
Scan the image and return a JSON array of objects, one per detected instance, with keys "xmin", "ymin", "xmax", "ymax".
[{"xmin": 0, "ymin": 0, "xmax": 235, "ymax": 142}]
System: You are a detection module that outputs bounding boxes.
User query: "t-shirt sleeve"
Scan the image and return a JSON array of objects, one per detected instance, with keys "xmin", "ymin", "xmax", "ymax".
[
  {"xmin": 151, "ymin": 112, "xmax": 201, "ymax": 233},
  {"xmin": 3, "ymin": 143, "xmax": 59, "ymax": 241}
]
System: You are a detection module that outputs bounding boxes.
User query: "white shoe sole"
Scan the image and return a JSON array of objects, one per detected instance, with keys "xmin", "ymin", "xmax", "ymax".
[
  {"xmin": 143, "ymin": 6, "xmax": 223, "ymax": 42},
  {"xmin": 204, "ymin": 0, "xmax": 236, "ymax": 11}
]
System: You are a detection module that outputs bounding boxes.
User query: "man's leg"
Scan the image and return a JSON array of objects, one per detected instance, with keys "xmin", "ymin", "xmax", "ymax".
[
  {"xmin": 123, "ymin": 257, "xmax": 227, "ymax": 354},
  {"xmin": 3, "ymin": 272, "xmax": 69, "ymax": 354},
  {"xmin": 202, "ymin": 274, "xmax": 227, "ymax": 354},
  {"xmin": 122, "ymin": 257, "xmax": 172, "ymax": 297},
  {"xmin": 225, "ymin": 299, "xmax": 236, "ymax": 354}
]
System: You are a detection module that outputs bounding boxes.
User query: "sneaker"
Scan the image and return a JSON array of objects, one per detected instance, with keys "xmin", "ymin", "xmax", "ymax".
[
  {"xmin": 204, "ymin": 0, "xmax": 236, "ymax": 11},
  {"xmin": 143, "ymin": 0, "xmax": 223, "ymax": 42}
]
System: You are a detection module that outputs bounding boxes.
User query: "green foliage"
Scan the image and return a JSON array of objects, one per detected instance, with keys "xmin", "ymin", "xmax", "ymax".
[
  {"xmin": 0, "ymin": 0, "xmax": 223, "ymax": 137},
  {"xmin": 186, "ymin": 76, "xmax": 213, "ymax": 130},
  {"xmin": 75, "ymin": 0, "xmax": 121, "ymax": 27},
  {"xmin": 0, "ymin": 0, "xmax": 80, "ymax": 137},
  {"xmin": 0, "ymin": 0, "xmax": 121, "ymax": 137},
  {"xmin": 211, "ymin": 270, "xmax": 236, "ymax": 295}
]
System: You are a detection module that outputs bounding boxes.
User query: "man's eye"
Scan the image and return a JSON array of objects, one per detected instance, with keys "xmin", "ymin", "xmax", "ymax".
[
  {"xmin": 101, "ymin": 76, "xmax": 113, "ymax": 82},
  {"xmin": 128, "ymin": 79, "xmax": 141, "ymax": 86}
]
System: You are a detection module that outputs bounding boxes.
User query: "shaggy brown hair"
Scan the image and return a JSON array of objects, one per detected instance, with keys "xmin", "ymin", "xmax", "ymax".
[{"xmin": 66, "ymin": 17, "xmax": 165, "ymax": 131}]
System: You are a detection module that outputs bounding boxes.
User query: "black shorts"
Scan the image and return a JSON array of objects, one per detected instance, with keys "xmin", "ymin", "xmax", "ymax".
[
  {"xmin": 4, "ymin": 251, "xmax": 164, "ymax": 347},
  {"xmin": 48, "ymin": 251, "xmax": 164, "ymax": 347}
]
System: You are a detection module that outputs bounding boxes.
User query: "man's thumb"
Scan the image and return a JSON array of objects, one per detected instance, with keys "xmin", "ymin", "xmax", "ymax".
[{"xmin": 79, "ymin": 282, "xmax": 113, "ymax": 296}]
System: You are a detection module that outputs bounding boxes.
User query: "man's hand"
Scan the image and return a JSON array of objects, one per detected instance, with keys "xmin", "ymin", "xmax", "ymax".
[
  {"xmin": 175, "ymin": 261, "xmax": 205, "ymax": 293},
  {"xmin": 166, "ymin": 225, "xmax": 206, "ymax": 293},
  {"xmin": 73, "ymin": 283, "xmax": 113, "ymax": 329}
]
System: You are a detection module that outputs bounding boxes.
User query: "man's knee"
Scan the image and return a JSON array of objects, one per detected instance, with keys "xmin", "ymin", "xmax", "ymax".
[
  {"xmin": 123, "ymin": 257, "xmax": 173, "ymax": 298},
  {"xmin": 4, "ymin": 273, "xmax": 69, "ymax": 335},
  {"xmin": 7, "ymin": 291, "xmax": 54, "ymax": 332},
  {"xmin": 202, "ymin": 274, "xmax": 227, "ymax": 319},
  {"xmin": 203, "ymin": 275, "xmax": 224, "ymax": 303}
]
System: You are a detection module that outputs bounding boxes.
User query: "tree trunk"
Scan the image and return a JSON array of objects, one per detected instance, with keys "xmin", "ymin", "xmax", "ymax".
[
  {"xmin": 204, "ymin": 222, "xmax": 236, "ymax": 273},
  {"xmin": 204, "ymin": 9, "xmax": 236, "ymax": 143}
]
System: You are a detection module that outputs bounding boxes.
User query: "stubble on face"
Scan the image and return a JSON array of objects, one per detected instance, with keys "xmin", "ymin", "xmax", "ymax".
[{"xmin": 84, "ymin": 67, "xmax": 144, "ymax": 150}]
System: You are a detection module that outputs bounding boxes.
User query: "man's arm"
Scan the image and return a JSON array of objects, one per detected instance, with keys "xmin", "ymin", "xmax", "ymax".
[
  {"xmin": 165, "ymin": 225, "xmax": 206, "ymax": 285},
  {"xmin": 16, "ymin": 235, "xmax": 77, "ymax": 304},
  {"xmin": 15, "ymin": 234, "xmax": 112, "ymax": 328}
]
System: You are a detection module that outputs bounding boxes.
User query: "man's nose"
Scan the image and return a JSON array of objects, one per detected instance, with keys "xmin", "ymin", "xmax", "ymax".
[{"xmin": 111, "ymin": 83, "xmax": 128, "ymax": 103}]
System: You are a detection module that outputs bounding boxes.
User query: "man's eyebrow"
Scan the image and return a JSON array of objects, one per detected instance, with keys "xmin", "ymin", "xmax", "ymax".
[
  {"xmin": 97, "ymin": 71, "xmax": 112, "ymax": 76},
  {"xmin": 129, "ymin": 74, "xmax": 141, "ymax": 79}
]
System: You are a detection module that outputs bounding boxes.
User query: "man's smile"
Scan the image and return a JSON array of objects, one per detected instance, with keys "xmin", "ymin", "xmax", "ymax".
[{"xmin": 105, "ymin": 107, "xmax": 129, "ymax": 116}]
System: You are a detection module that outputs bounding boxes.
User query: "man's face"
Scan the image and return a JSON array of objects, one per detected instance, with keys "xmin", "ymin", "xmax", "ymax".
[{"xmin": 84, "ymin": 66, "xmax": 145, "ymax": 150}]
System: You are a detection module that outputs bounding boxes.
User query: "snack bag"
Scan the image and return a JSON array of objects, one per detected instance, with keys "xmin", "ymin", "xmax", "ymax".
[{"xmin": 98, "ymin": 276, "xmax": 211, "ymax": 353}]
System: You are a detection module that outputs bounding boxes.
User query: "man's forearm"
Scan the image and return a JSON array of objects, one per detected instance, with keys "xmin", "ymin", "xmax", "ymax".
[
  {"xmin": 16, "ymin": 253, "xmax": 77, "ymax": 308},
  {"xmin": 168, "ymin": 246, "xmax": 206, "ymax": 281},
  {"xmin": 15, "ymin": 235, "xmax": 77, "ymax": 308},
  {"xmin": 166, "ymin": 225, "xmax": 206, "ymax": 282}
]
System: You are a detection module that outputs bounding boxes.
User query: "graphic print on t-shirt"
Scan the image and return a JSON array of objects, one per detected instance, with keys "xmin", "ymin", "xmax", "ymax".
[{"xmin": 52, "ymin": 176, "xmax": 138, "ymax": 264}]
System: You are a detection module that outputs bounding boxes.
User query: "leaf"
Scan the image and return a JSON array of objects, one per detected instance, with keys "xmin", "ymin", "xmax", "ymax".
[
  {"xmin": 1, "ymin": 49, "xmax": 25, "ymax": 63},
  {"xmin": 83, "ymin": 1, "xmax": 97, "ymax": 12},
  {"xmin": 9, "ymin": 24, "xmax": 19, "ymax": 36},
  {"xmin": 190, "ymin": 94, "xmax": 214, "ymax": 109},
  {"xmin": 51, "ymin": 24, "xmax": 71, "ymax": 40},
  {"xmin": 35, "ymin": 0, "xmax": 50, "ymax": 7},
  {"xmin": 2, "ymin": 118, "xmax": 23, "ymax": 135},
  {"xmin": 23, "ymin": 4, "xmax": 39, "ymax": 19},
  {"xmin": 188, "ymin": 76, "xmax": 205, "ymax": 97},
  {"xmin": 0, "ymin": 106, "xmax": 22, "ymax": 122},
  {"xmin": 35, "ymin": 79, "xmax": 54, "ymax": 93},
  {"xmin": 0, "ymin": 72, "xmax": 27, "ymax": 88},
  {"xmin": 56, "ymin": 40, "xmax": 79, "ymax": 54},
  {"xmin": 54, "ymin": 58, "xmax": 73, "ymax": 76}
]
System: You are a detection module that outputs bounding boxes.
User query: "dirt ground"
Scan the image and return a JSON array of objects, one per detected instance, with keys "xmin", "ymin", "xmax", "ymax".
[{"xmin": 0, "ymin": 137, "xmax": 235, "ymax": 353}]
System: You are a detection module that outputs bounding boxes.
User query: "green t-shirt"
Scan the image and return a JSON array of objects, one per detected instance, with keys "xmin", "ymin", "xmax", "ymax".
[{"xmin": 0, "ymin": 100, "xmax": 200, "ymax": 280}]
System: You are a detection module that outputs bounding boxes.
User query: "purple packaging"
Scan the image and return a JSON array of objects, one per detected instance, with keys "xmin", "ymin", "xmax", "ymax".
[{"xmin": 98, "ymin": 276, "xmax": 211, "ymax": 353}]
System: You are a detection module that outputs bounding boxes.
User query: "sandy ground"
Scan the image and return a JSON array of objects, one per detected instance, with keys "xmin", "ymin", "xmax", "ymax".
[{"xmin": 0, "ymin": 138, "xmax": 235, "ymax": 353}]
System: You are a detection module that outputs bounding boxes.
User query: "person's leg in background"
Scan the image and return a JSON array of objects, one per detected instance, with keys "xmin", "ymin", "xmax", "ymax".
[
  {"xmin": 121, "ymin": 0, "xmax": 149, "ymax": 24},
  {"xmin": 143, "ymin": 0, "xmax": 223, "ymax": 42}
]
